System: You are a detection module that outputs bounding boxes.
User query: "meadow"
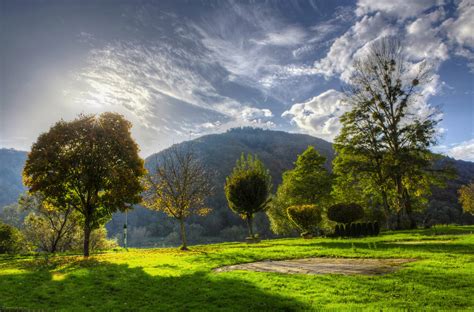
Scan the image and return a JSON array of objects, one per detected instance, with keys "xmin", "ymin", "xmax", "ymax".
[{"xmin": 1, "ymin": 225, "xmax": 473, "ymax": 311}]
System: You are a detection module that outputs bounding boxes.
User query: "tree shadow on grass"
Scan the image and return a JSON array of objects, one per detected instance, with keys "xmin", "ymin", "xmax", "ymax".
[{"xmin": 0, "ymin": 259, "xmax": 309, "ymax": 311}]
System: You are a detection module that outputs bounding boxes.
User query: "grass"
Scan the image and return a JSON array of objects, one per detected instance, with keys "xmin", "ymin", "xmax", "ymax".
[{"xmin": 0, "ymin": 225, "xmax": 473, "ymax": 311}]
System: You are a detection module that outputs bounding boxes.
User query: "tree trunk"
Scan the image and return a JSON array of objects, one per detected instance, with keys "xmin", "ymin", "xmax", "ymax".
[
  {"xmin": 83, "ymin": 221, "xmax": 91, "ymax": 257},
  {"xmin": 395, "ymin": 175, "xmax": 407, "ymax": 229},
  {"xmin": 381, "ymin": 189, "xmax": 391, "ymax": 229},
  {"xmin": 179, "ymin": 218, "xmax": 188, "ymax": 251},
  {"xmin": 403, "ymin": 188, "xmax": 417, "ymax": 229},
  {"xmin": 51, "ymin": 235, "xmax": 60, "ymax": 254},
  {"xmin": 246, "ymin": 213, "xmax": 254, "ymax": 238}
]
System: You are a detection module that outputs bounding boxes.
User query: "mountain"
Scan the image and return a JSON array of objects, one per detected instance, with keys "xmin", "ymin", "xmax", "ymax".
[
  {"xmin": 1, "ymin": 128, "xmax": 473, "ymax": 247},
  {"xmin": 0, "ymin": 148, "xmax": 27, "ymax": 207}
]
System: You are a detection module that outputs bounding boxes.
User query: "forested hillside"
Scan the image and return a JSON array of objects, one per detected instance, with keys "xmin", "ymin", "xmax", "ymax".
[
  {"xmin": 107, "ymin": 128, "xmax": 335, "ymax": 245},
  {"xmin": 0, "ymin": 149, "xmax": 27, "ymax": 207},
  {"xmin": 1, "ymin": 129, "xmax": 473, "ymax": 247}
]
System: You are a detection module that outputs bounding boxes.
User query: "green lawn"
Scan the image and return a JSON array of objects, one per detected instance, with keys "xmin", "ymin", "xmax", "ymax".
[{"xmin": 1, "ymin": 226, "xmax": 473, "ymax": 311}]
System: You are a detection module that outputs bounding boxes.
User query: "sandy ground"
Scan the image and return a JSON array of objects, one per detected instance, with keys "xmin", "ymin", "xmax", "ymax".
[{"xmin": 213, "ymin": 258, "xmax": 416, "ymax": 275}]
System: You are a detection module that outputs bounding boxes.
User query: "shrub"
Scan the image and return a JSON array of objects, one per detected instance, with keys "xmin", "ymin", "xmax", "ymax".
[
  {"xmin": 333, "ymin": 221, "xmax": 380, "ymax": 238},
  {"xmin": 350, "ymin": 223, "xmax": 357, "ymax": 237},
  {"xmin": 367, "ymin": 222, "xmax": 374, "ymax": 235},
  {"xmin": 374, "ymin": 221, "xmax": 380, "ymax": 235},
  {"xmin": 0, "ymin": 222, "xmax": 25, "ymax": 254},
  {"xmin": 355, "ymin": 223, "xmax": 362, "ymax": 237},
  {"xmin": 361, "ymin": 223, "xmax": 368, "ymax": 236},
  {"xmin": 327, "ymin": 203, "xmax": 365, "ymax": 224},
  {"xmin": 287, "ymin": 205, "xmax": 322, "ymax": 236}
]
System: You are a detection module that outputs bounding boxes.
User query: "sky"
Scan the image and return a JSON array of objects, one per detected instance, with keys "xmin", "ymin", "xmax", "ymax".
[{"xmin": 1, "ymin": 0, "xmax": 473, "ymax": 160}]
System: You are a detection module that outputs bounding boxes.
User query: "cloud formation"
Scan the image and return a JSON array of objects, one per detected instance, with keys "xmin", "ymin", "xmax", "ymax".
[{"xmin": 282, "ymin": 89, "xmax": 346, "ymax": 141}]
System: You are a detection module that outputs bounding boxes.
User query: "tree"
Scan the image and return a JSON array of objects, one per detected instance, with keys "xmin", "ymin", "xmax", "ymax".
[
  {"xmin": 459, "ymin": 183, "xmax": 474, "ymax": 215},
  {"xmin": 286, "ymin": 204, "xmax": 322, "ymax": 237},
  {"xmin": 0, "ymin": 221, "xmax": 25, "ymax": 254},
  {"xmin": 267, "ymin": 146, "xmax": 332, "ymax": 235},
  {"xmin": 334, "ymin": 37, "xmax": 445, "ymax": 229},
  {"xmin": 225, "ymin": 154, "xmax": 272, "ymax": 239},
  {"xmin": 327, "ymin": 203, "xmax": 365, "ymax": 225},
  {"xmin": 143, "ymin": 145, "xmax": 213, "ymax": 250},
  {"xmin": 23, "ymin": 113, "xmax": 146, "ymax": 257},
  {"xmin": 20, "ymin": 193, "xmax": 80, "ymax": 253}
]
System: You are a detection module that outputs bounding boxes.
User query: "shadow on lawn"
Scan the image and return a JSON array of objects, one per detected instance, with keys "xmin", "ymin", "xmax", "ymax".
[{"xmin": 0, "ymin": 259, "xmax": 309, "ymax": 311}]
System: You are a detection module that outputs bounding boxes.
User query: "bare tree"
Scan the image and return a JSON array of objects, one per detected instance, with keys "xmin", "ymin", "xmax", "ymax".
[{"xmin": 143, "ymin": 144, "xmax": 213, "ymax": 250}]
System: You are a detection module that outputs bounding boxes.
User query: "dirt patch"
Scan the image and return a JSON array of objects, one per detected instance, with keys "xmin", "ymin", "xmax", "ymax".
[
  {"xmin": 386, "ymin": 240, "xmax": 454, "ymax": 245},
  {"xmin": 214, "ymin": 258, "xmax": 416, "ymax": 276}
]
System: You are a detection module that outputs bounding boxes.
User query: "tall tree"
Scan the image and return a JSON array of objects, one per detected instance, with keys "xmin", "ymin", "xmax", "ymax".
[
  {"xmin": 334, "ymin": 37, "xmax": 444, "ymax": 229},
  {"xmin": 143, "ymin": 145, "xmax": 213, "ymax": 250},
  {"xmin": 23, "ymin": 113, "xmax": 146, "ymax": 256},
  {"xmin": 267, "ymin": 146, "xmax": 332, "ymax": 235},
  {"xmin": 225, "ymin": 154, "xmax": 272, "ymax": 239}
]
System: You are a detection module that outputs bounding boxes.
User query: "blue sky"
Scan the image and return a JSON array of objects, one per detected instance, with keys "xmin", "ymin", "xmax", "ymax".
[{"xmin": 1, "ymin": 0, "xmax": 473, "ymax": 160}]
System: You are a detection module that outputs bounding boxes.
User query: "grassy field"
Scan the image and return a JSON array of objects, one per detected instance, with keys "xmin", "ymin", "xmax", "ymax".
[{"xmin": 1, "ymin": 226, "xmax": 473, "ymax": 311}]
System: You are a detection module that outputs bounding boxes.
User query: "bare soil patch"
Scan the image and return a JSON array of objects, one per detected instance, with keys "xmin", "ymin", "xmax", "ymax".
[
  {"xmin": 214, "ymin": 258, "xmax": 416, "ymax": 275},
  {"xmin": 386, "ymin": 240, "xmax": 454, "ymax": 245}
]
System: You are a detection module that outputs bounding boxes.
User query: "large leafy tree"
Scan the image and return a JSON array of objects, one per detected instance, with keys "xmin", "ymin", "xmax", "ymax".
[
  {"xmin": 225, "ymin": 154, "xmax": 272, "ymax": 238},
  {"xmin": 267, "ymin": 146, "xmax": 332, "ymax": 235},
  {"xmin": 334, "ymin": 37, "xmax": 446, "ymax": 229},
  {"xmin": 143, "ymin": 145, "xmax": 213, "ymax": 251},
  {"xmin": 23, "ymin": 113, "xmax": 146, "ymax": 256}
]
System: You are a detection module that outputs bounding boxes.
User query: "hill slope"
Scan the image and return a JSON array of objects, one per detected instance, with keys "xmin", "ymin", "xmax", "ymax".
[{"xmin": 0, "ymin": 148, "xmax": 27, "ymax": 207}]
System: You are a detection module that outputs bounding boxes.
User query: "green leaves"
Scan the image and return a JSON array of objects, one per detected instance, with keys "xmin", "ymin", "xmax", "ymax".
[{"xmin": 225, "ymin": 154, "xmax": 272, "ymax": 217}]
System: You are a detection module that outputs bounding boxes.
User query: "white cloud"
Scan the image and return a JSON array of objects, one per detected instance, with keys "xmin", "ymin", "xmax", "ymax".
[
  {"xmin": 313, "ymin": 13, "xmax": 396, "ymax": 82},
  {"xmin": 254, "ymin": 25, "xmax": 307, "ymax": 46},
  {"xmin": 355, "ymin": 0, "xmax": 444, "ymax": 20},
  {"xmin": 241, "ymin": 107, "xmax": 273, "ymax": 121},
  {"xmin": 443, "ymin": 0, "xmax": 474, "ymax": 71},
  {"xmin": 444, "ymin": 0, "xmax": 474, "ymax": 48},
  {"xmin": 282, "ymin": 89, "xmax": 346, "ymax": 141},
  {"xmin": 404, "ymin": 9, "xmax": 449, "ymax": 63},
  {"xmin": 444, "ymin": 139, "xmax": 474, "ymax": 161}
]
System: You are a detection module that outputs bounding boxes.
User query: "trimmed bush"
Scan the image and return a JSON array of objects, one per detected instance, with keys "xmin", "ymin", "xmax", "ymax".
[
  {"xmin": 287, "ymin": 205, "xmax": 322, "ymax": 236},
  {"xmin": 374, "ymin": 222, "xmax": 380, "ymax": 235},
  {"xmin": 367, "ymin": 222, "xmax": 374, "ymax": 235},
  {"xmin": 333, "ymin": 222, "xmax": 380, "ymax": 238},
  {"xmin": 350, "ymin": 223, "xmax": 357, "ymax": 237},
  {"xmin": 327, "ymin": 203, "xmax": 365, "ymax": 225},
  {"xmin": 361, "ymin": 223, "xmax": 368, "ymax": 236}
]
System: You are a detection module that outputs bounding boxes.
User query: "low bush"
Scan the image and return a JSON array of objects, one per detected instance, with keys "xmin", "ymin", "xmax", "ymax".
[
  {"xmin": 0, "ymin": 222, "xmax": 25, "ymax": 254},
  {"xmin": 287, "ymin": 205, "xmax": 322, "ymax": 236},
  {"xmin": 333, "ymin": 222, "xmax": 380, "ymax": 238}
]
